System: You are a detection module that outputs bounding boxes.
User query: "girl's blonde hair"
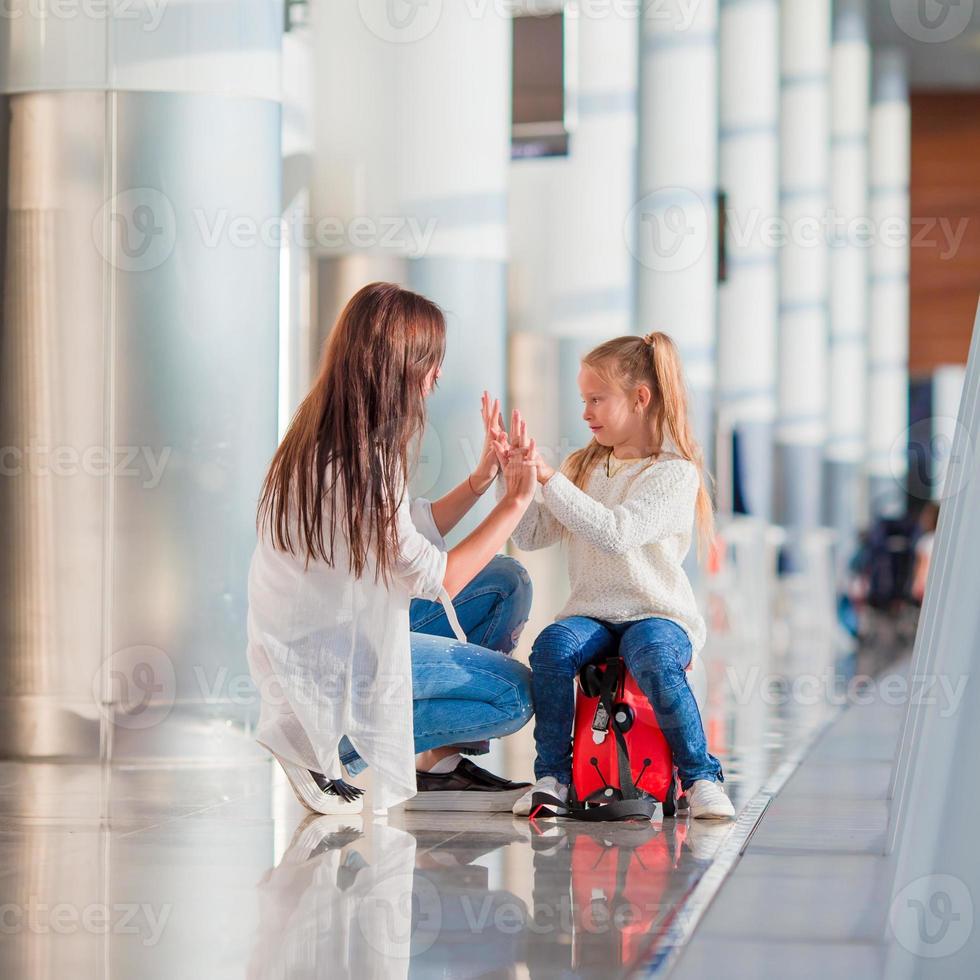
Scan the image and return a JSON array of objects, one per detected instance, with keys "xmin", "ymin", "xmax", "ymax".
[{"xmin": 562, "ymin": 331, "xmax": 716, "ymax": 560}]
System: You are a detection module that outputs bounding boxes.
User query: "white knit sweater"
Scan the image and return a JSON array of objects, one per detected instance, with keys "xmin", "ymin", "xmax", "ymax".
[{"xmin": 500, "ymin": 453, "xmax": 707, "ymax": 656}]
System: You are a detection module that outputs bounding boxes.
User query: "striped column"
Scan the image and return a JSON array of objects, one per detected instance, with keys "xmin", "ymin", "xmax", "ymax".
[
  {"xmin": 776, "ymin": 0, "xmax": 832, "ymax": 543},
  {"xmin": 510, "ymin": 5, "xmax": 639, "ymax": 456},
  {"xmin": 637, "ymin": 0, "xmax": 719, "ymax": 468},
  {"xmin": 718, "ymin": 0, "xmax": 779, "ymax": 520},
  {"xmin": 312, "ymin": 1, "xmax": 510, "ymax": 540},
  {"xmin": 826, "ymin": 0, "xmax": 871, "ymax": 572},
  {"xmin": 868, "ymin": 49, "xmax": 911, "ymax": 517}
]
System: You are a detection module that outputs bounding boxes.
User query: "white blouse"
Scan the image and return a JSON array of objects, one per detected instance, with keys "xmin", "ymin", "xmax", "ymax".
[{"xmin": 246, "ymin": 476, "xmax": 465, "ymax": 813}]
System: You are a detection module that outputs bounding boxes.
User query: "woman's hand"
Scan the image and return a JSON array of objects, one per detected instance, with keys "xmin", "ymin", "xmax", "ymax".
[{"xmin": 470, "ymin": 391, "xmax": 508, "ymax": 495}]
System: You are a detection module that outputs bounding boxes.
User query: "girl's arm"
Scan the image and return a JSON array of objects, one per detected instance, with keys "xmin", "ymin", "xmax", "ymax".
[
  {"xmin": 493, "ymin": 470, "xmax": 562, "ymax": 551},
  {"xmin": 540, "ymin": 460, "xmax": 699, "ymax": 554}
]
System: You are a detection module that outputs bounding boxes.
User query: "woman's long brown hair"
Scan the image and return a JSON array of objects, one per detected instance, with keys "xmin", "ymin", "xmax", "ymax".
[
  {"xmin": 562, "ymin": 332, "xmax": 716, "ymax": 559},
  {"xmin": 256, "ymin": 282, "xmax": 446, "ymax": 584}
]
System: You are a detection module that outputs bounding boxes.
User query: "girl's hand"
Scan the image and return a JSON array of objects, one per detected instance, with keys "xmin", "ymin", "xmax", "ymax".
[
  {"xmin": 502, "ymin": 409, "xmax": 537, "ymax": 507},
  {"xmin": 507, "ymin": 409, "xmax": 555, "ymax": 485},
  {"xmin": 471, "ymin": 391, "xmax": 508, "ymax": 494}
]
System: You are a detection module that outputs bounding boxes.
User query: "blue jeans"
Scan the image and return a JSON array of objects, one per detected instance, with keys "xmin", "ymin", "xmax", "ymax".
[
  {"xmin": 529, "ymin": 616, "xmax": 723, "ymax": 791},
  {"xmin": 339, "ymin": 554, "xmax": 534, "ymax": 776}
]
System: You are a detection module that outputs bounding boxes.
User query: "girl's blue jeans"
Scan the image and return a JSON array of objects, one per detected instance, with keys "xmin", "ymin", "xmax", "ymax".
[
  {"xmin": 339, "ymin": 554, "xmax": 534, "ymax": 776},
  {"xmin": 529, "ymin": 615, "xmax": 724, "ymax": 791}
]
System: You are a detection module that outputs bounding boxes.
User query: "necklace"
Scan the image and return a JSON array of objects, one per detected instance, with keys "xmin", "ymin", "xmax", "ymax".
[{"xmin": 605, "ymin": 451, "xmax": 654, "ymax": 478}]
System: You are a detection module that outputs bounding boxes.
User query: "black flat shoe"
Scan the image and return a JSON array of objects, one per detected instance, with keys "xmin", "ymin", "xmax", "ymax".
[{"xmin": 402, "ymin": 760, "xmax": 532, "ymax": 812}]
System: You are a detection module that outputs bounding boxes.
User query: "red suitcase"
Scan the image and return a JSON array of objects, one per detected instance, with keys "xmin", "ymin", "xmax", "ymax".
[{"xmin": 531, "ymin": 656, "xmax": 683, "ymax": 821}]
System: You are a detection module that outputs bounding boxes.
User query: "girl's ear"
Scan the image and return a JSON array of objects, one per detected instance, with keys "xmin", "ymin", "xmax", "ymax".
[{"xmin": 635, "ymin": 383, "xmax": 653, "ymax": 412}]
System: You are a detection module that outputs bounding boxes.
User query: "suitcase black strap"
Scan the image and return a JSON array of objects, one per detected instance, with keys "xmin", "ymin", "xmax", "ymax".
[
  {"xmin": 529, "ymin": 791, "xmax": 658, "ymax": 823},
  {"xmin": 528, "ymin": 659, "xmax": 658, "ymax": 823}
]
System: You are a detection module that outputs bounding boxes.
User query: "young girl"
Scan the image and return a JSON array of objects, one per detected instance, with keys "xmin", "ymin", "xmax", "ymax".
[
  {"xmin": 246, "ymin": 282, "xmax": 540, "ymax": 816},
  {"xmin": 505, "ymin": 332, "xmax": 734, "ymax": 819}
]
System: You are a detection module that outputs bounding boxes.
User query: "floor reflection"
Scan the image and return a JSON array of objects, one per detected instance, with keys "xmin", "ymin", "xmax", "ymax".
[{"xmin": 248, "ymin": 811, "xmax": 735, "ymax": 979}]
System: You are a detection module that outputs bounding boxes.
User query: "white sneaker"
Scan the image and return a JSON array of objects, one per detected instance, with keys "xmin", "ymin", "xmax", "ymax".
[
  {"xmin": 685, "ymin": 779, "xmax": 735, "ymax": 820},
  {"xmin": 513, "ymin": 776, "xmax": 569, "ymax": 817}
]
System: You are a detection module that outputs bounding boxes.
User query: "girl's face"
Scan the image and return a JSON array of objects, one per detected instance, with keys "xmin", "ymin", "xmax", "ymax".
[{"xmin": 578, "ymin": 363, "xmax": 652, "ymax": 450}]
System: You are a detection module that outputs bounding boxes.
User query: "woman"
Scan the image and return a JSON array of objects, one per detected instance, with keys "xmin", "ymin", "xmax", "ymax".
[{"xmin": 246, "ymin": 282, "xmax": 538, "ymax": 816}]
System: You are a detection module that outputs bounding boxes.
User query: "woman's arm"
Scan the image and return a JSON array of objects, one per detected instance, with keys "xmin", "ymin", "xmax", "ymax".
[
  {"xmin": 429, "ymin": 392, "xmax": 506, "ymax": 536},
  {"xmin": 429, "ymin": 471, "xmax": 494, "ymax": 538},
  {"xmin": 395, "ymin": 417, "xmax": 539, "ymax": 600},
  {"xmin": 540, "ymin": 461, "xmax": 699, "ymax": 555},
  {"xmin": 443, "ymin": 434, "xmax": 539, "ymax": 597}
]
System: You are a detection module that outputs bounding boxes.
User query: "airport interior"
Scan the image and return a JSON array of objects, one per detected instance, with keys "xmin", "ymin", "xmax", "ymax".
[{"xmin": 1, "ymin": 0, "xmax": 979, "ymax": 977}]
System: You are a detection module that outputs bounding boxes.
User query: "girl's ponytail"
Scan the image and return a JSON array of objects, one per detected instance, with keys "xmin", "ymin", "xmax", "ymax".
[{"xmin": 643, "ymin": 332, "xmax": 715, "ymax": 560}]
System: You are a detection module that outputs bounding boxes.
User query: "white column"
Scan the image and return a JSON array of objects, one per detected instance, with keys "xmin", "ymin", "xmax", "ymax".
[
  {"xmin": 776, "ymin": 0, "xmax": 831, "ymax": 544},
  {"xmin": 510, "ymin": 4, "xmax": 639, "ymax": 455},
  {"xmin": 312, "ymin": 0, "xmax": 511, "ymax": 540},
  {"xmin": 718, "ymin": 0, "xmax": 779, "ymax": 520},
  {"xmin": 0, "ymin": 1, "xmax": 283, "ymax": 761},
  {"xmin": 637, "ymin": 0, "xmax": 719, "ymax": 466},
  {"xmin": 867, "ymin": 48, "xmax": 911, "ymax": 517},
  {"xmin": 826, "ymin": 0, "xmax": 871, "ymax": 573}
]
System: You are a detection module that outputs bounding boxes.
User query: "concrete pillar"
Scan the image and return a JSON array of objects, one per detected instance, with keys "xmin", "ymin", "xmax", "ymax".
[
  {"xmin": 0, "ymin": 1, "xmax": 283, "ymax": 760},
  {"xmin": 867, "ymin": 49, "xmax": 911, "ymax": 518},
  {"xmin": 718, "ymin": 0, "xmax": 779, "ymax": 520},
  {"xmin": 637, "ymin": 0, "xmax": 719, "ymax": 467},
  {"xmin": 776, "ymin": 0, "xmax": 831, "ymax": 549},
  {"xmin": 311, "ymin": 1, "xmax": 511, "ymax": 541},
  {"xmin": 826, "ymin": 0, "xmax": 871, "ymax": 573}
]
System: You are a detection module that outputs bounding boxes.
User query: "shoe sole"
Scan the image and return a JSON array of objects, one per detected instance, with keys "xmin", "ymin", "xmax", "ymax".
[
  {"xmin": 259, "ymin": 741, "xmax": 363, "ymax": 816},
  {"xmin": 401, "ymin": 787, "xmax": 526, "ymax": 812},
  {"xmin": 690, "ymin": 810, "xmax": 735, "ymax": 820}
]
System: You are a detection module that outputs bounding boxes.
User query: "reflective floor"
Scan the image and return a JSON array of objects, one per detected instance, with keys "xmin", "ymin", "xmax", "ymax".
[{"xmin": 0, "ymin": 643, "xmax": 852, "ymax": 977}]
